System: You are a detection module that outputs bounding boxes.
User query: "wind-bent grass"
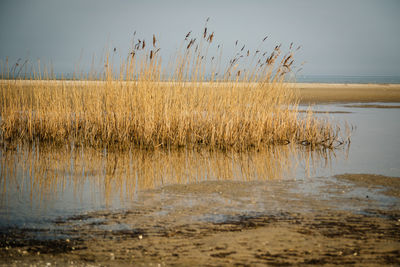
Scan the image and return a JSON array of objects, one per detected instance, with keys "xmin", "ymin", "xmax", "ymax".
[{"xmin": 0, "ymin": 26, "xmax": 348, "ymax": 151}]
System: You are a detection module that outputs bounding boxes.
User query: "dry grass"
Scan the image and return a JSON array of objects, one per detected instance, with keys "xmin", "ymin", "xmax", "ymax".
[{"xmin": 0, "ymin": 26, "xmax": 348, "ymax": 151}]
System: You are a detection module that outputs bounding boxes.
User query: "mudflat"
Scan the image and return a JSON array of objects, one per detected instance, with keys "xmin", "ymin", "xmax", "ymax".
[
  {"xmin": 1, "ymin": 177, "xmax": 399, "ymax": 266},
  {"xmin": 335, "ymin": 173, "xmax": 400, "ymax": 198}
]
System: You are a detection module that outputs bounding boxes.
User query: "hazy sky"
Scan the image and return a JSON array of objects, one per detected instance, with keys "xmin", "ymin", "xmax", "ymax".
[{"xmin": 1, "ymin": 0, "xmax": 399, "ymax": 77}]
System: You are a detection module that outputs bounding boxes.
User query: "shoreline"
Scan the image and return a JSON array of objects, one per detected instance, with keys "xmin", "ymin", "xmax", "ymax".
[
  {"xmin": 292, "ymin": 82, "xmax": 400, "ymax": 103},
  {"xmin": 2, "ymin": 79, "xmax": 400, "ymax": 104}
]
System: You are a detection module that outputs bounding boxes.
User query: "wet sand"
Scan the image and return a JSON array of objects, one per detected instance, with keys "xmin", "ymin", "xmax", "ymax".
[
  {"xmin": 1, "ymin": 176, "xmax": 399, "ymax": 266},
  {"xmin": 2, "ymin": 210, "xmax": 399, "ymax": 266},
  {"xmin": 336, "ymin": 173, "xmax": 400, "ymax": 198}
]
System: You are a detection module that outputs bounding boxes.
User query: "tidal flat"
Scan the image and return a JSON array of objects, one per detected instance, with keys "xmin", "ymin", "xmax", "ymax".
[{"xmin": 1, "ymin": 83, "xmax": 400, "ymax": 266}]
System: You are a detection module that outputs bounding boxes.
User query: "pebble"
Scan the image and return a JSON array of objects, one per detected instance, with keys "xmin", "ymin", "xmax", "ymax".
[{"xmin": 138, "ymin": 235, "xmax": 143, "ymax": 240}]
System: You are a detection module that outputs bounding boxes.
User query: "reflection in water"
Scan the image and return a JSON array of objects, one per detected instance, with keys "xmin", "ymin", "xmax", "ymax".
[{"xmin": 0, "ymin": 143, "xmax": 338, "ymax": 214}]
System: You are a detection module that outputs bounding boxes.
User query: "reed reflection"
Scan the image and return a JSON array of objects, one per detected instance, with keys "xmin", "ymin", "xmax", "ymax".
[{"xmin": 0, "ymin": 143, "xmax": 339, "ymax": 210}]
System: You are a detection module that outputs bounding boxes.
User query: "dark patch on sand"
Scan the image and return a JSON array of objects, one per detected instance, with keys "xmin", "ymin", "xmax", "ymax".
[{"xmin": 1, "ymin": 210, "xmax": 399, "ymax": 266}]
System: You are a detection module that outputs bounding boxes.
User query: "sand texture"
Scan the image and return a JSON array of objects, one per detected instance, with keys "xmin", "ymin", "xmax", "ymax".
[{"xmin": 1, "ymin": 177, "xmax": 399, "ymax": 266}]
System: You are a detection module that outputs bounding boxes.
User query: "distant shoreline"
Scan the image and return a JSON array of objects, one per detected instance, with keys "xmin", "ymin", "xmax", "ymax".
[
  {"xmin": 1, "ymin": 78, "xmax": 400, "ymax": 84},
  {"xmin": 2, "ymin": 79, "xmax": 400, "ymax": 103},
  {"xmin": 292, "ymin": 82, "xmax": 400, "ymax": 103}
]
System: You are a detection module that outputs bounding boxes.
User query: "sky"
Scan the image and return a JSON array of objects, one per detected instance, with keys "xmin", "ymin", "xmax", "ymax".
[{"xmin": 0, "ymin": 0, "xmax": 399, "ymax": 78}]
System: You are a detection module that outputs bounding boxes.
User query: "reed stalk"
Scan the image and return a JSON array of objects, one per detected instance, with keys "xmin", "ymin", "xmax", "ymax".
[{"xmin": 0, "ymin": 26, "xmax": 348, "ymax": 151}]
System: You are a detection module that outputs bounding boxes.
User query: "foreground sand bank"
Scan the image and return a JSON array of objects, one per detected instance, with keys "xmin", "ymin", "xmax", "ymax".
[
  {"xmin": 1, "ymin": 176, "xmax": 399, "ymax": 266},
  {"xmin": 2, "ymin": 79, "xmax": 400, "ymax": 104}
]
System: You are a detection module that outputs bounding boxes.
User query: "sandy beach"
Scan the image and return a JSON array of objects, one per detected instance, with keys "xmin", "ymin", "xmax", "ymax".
[{"xmin": 293, "ymin": 83, "xmax": 400, "ymax": 103}]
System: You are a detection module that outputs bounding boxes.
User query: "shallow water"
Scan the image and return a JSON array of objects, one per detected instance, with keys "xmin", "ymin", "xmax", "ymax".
[
  {"xmin": 0, "ymin": 103, "xmax": 399, "ymax": 230},
  {"xmin": 299, "ymin": 103, "xmax": 400, "ymax": 177}
]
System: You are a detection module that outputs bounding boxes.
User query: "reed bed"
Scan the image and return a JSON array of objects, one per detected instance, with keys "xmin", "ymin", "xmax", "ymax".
[{"xmin": 0, "ymin": 25, "xmax": 348, "ymax": 151}]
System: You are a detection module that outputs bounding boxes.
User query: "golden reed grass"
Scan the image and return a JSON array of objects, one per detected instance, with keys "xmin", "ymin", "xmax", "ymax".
[{"xmin": 0, "ymin": 25, "xmax": 349, "ymax": 151}]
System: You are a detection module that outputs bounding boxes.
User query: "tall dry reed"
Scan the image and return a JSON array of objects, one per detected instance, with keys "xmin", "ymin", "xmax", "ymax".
[{"xmin": 0, "ymin": 25, "xmax": 348, "ymax": 151}]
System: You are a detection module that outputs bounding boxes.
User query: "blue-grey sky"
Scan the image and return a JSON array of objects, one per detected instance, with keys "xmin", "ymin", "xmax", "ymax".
[{"xmin": 1, "ymin": 0, "xmax": 399, "ymax": 77}]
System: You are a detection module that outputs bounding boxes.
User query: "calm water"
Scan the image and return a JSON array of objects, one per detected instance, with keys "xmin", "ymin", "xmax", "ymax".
[
  {"xmin": 300, "ymin": 103, "xmax": 400, "ymax": 177},
  {"xmin": 0, "ymin": 103, "xmax": 399, "ymax": 229}
]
